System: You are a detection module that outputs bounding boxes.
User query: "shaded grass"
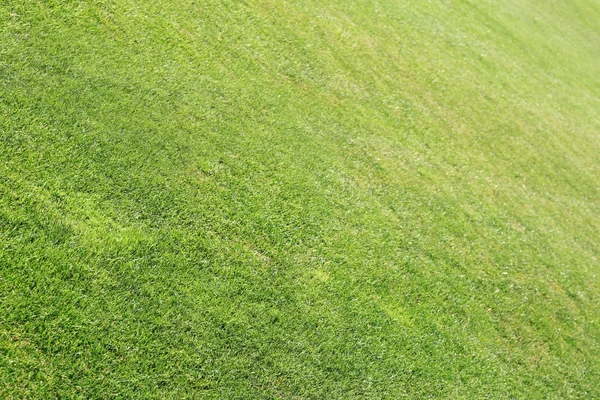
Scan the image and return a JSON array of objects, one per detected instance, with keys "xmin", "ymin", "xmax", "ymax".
[{"xmin": 1, "ymin": 0, "xmax": 599, "ymax": 398}]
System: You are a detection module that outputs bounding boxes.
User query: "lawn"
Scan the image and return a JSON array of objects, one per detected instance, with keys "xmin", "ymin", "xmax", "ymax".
[{"xmin": 1, "ymin": 0, "xmax": 599, "ymax": 398}]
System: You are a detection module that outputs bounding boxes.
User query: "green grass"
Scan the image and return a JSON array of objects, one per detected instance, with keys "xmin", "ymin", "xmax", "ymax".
[{"xmin": 1, "ymin": 0, "xmax": 599, "ymax": 397}]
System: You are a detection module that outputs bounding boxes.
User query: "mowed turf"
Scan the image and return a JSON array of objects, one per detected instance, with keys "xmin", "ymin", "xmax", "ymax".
[{"xmin": 1, "ymin": 0, "xmax": 599, "ymax": 398}]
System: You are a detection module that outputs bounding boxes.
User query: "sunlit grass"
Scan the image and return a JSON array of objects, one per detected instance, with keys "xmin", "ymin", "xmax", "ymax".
[{"xmin": 1, "ymin": 0, "xmax": 599, "ymax": 397}]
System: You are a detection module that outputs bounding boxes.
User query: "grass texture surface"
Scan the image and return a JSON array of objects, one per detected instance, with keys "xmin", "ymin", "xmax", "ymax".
[{"xmin": 1, "ymin": 0, "xmax": 599, "ymax": 398}]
